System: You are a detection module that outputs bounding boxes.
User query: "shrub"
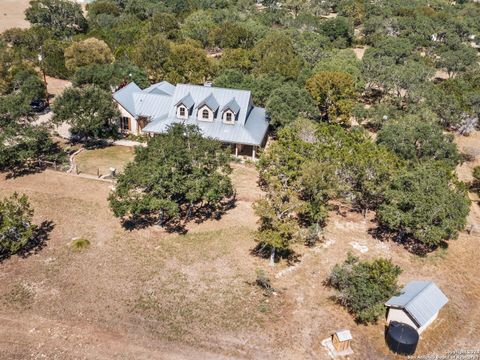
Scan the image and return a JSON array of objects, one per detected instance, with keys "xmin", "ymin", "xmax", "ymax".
[
  {"xmin": 71, "ymin": 238, "xmax": 90, "ymax": 251},
  {"xmin": 326, "ymin": 253, "xmax": 402, "ymax": 323},
  {"xmin": 0, "ymin": 193, "xmax": 36, "ymax": 255}
]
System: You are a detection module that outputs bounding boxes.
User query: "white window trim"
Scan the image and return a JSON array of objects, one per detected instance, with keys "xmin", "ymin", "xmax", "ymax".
[
  {"xmin": 197, "ymin": 105, "xmax": 214, "ymax": 122},
  {"xmin": 177, "ymin": 105, "xmax": 189, "ymax": 119},
  {"xmin": 223, "ymin": 110, "xmax": 235, "ymax": 124}
]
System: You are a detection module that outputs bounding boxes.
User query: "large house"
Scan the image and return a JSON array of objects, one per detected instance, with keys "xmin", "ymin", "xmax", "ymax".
[{"xmin": 113, "ymin": 81, "xmax": 269, "ymax": 159}]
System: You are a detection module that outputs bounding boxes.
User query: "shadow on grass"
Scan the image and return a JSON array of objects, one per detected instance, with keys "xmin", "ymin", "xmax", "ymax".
[
  {"xmin": 250, "ymin": 243, "xmax": 301, "ymax": 266},
  {"xmin": 0, "ymin": 220, "xmax": 55, "ymax": 262},
  {"xmin": 121, "ymin": 198, "xmax": 236, "ymax": 234},
  {"xmin": 368, "ymin": 225, "xmax": 448, "ymax": 256},
  {"xmin": 3, "ymin": 164, "xmax": 49, "ymax": 179}
]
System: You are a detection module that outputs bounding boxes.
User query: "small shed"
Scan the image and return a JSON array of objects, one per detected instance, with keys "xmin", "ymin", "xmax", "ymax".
[
  {"xmin": 321, "ymin": 329, "xmax": 353, "ymax": 358},
  {"xmin": 332, "ymin": 330, "xmax": 352, "ymax": 352},
  {"xmin": 385, "ymin": 281, "xmax": 448, "ymax": 334}
]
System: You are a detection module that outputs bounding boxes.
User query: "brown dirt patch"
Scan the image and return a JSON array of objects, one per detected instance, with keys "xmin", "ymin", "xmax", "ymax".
[
  {"xmin": 46, "ymin": 76, "xmax": 72, "ymax": 98},
  {"xmin": 352, "ymin": 46, "xmax": 368, "ymax": 60},
  {"xmin": 0, "ymin": 0, "xmax": 30, "ymax": 34}
]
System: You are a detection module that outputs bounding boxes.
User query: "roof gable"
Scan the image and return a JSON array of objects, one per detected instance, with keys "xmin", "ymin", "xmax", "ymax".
[
  {"xmin": 175, "ymin": 93, "xmax": 195, "ymax": 109},
  {"xmin": 197, "ymin": 93, "xmax": 219, "ymax": 112},
  {"xmin": 144, "ymin": 81, "xmax": 176, "ymax": 96},
  {"xmin": 113, "ymin": 82, "xmax": 141, "ymax": 115},
  {"xmin": 386, "ymin": 281, "xmax": 448, "ymax": 327},
  {"xmin": 222, "ymin": 98, "xmax": 240, "ymax": 114}
]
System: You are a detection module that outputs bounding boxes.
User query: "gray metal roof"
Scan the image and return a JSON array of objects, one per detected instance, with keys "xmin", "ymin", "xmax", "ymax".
[
  {"xmin": 143, "ymin": 81, "xmax": 176, "ymax": 96},
  {"xmin": 113, "ymin": 82, "xmax": 141, "ymax": 115},
  {"xmin": 222, "ymin": 98, "xmax": 240, "ymax": 114},
  {"xmin": 175, "ymin": 93, "xmax": 195, "ymax": 109},
  {"xmin": 113, "ymin": 82, "xmax": 268, "ymax": 146},
  {"xmin": 385, "ymin": 281, "xmax": 448, "ymax": 328},
  {"xmin": 132, "ymin": 93, "xmax": 172, "ymax": 119},
  {"xmin": 197, "ymin": 93, "xmax": 219, "ymax": 112},
  {"xmin": 168, "ymin": 84, "xmax": 252, "ymax": 125},
  {"xmin": 142, "ymin": 114, "xmax": 267, "ymax": 146}
]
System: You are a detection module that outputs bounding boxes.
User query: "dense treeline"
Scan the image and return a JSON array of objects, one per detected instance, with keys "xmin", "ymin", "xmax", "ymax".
[
  {"xmin": 255, "ymin": 118, "xmax": 469, "ymax": 258},
  {"xmin": 2, "ymin": 0, "xmax": 478, "ymax": 131}
]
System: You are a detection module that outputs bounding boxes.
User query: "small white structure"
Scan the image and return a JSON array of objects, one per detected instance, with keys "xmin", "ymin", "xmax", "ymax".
[
  {"xmin": 321, "ymin": 329, "xmax": 353, "ymax": 358},
  {"xmin": 385, "ymin": 281, "xmax": 448, "ymax": 334}
]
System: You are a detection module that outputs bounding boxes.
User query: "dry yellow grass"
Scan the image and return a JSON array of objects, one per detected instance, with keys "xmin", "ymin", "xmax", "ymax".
[
  {"xmin": 0, "ymin": 162, "xmax": 478, "ymax": 359},
  {"xmin": 0, "ymin": 0, "xmax": 30, "ymax": 33},
  {"xmin": 75, "ymin": 145, "xmax": 135, "ymax": 176}
]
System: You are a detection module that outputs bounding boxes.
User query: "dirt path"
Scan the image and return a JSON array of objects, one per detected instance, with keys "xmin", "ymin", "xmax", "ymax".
[{"xmin": 0, "ymin": 313, "xmax": 233, "ymax": 360}]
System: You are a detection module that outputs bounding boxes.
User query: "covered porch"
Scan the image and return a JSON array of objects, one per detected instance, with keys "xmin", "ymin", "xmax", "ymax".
[{"xmin": 223, "ymin": 143, "xmax": 258, "ymax": 160}]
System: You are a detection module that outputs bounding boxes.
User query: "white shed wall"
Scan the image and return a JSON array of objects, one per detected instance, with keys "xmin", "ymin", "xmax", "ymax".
[{"xmin": 386, "ymin": 308, "xmax": 439, "ymax": 334}]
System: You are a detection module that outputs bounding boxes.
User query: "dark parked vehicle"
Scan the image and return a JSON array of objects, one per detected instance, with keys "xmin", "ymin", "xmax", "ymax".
[{"xmin": 30, "ymin": 99, "xmax": 49, "ymax": 113}]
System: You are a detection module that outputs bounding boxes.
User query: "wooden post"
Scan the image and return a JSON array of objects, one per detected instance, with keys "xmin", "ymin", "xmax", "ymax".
[
  {"xmin": 235, "ymin": 144, "xmax": 239, "ymax": 157},
  {"xmin": 252, "ymin": 146, "xmax": 256, "ymax": 160}
]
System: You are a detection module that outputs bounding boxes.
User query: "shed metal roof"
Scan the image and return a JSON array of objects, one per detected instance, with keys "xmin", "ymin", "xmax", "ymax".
[
  {"xmin": 385, "ymin": 281, "xmax": 448, "ymax": 328},
  {"xmin": 335, "ymin": 330, "xmax": 352, "ymax": 342}
]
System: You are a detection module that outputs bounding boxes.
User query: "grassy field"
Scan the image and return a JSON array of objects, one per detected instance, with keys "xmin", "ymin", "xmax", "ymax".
[
  {"xmin": 75, "ymin": 145, "xmax": 136, "ymax": 176},
  {"xmin": 0, "ymin": 162, "xmax": 478, "ymax": 359}
]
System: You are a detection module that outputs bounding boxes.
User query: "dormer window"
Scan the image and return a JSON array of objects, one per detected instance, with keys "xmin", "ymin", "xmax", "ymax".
[
  {"xmin": 177, "ymin": 105, "xmax": 189, "ymax": 119},
  {"xmin": 197, "ymin": 105, "xmax": 213, "ymax": 121},
  {"xmin": 175, "ymin": 93, "xmax": 194, "ymax": 119},
  {"xmin": 223, "ymin": 110, "xmax": 235, "ymax": 124},
  {"xmin": 221, "ymin": 98, "xmax": 239, "ymax": 124}
]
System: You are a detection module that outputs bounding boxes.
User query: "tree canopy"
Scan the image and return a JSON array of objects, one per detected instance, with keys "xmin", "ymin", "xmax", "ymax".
[
  {"xmin": 377, "ymin": 163, "xmax": 470, "ymax": 252},
  {"xmin": 377, "ymin": 117, "xmax": 462, "ymax": 167},
  {"xmin": 25, "ymin": 0, "xmax": 87, "ymax": 38},
  {"xmin": 64, "ymin": 38, "xmax": 114, "ymax": 72},
  {"xmin": 109, "ymin": 124, "xmax": 234, "ymax": 229},
  {"xmin": 52, "ymin": 85, "xmax": 120, "ymax": 141},
  {"xmin": 0, "ymin": 193, "xmax": 36, "ymax": 255}
]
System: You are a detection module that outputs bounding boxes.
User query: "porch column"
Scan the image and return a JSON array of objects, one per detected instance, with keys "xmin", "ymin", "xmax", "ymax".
[
  {"xmin": 235, "ymin": 144, "xmax": 239, "ymax": 157},
  {"xmin": 252, "ymin": 146, "xmax": 256, "ymax": 160}
]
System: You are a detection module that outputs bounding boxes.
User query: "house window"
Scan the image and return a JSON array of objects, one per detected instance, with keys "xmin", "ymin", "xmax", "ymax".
[
  {"xmin": 120, "ymin": 116, "xmax": 130, "ymax": 131},
  {"xmin": 226, "ymin": 112, "xmax": 233, "ymax": 122},
  {"xmin": 179, "ymin": 107, "xmax": 186, "ymax": 117},
  {"xmin": 202, "ymin": 109, "xmax": 210, "ymax": 119}
]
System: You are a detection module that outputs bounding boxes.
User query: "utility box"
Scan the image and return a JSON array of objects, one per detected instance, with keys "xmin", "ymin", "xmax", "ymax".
[{"xmin": 332, "ymin": 330, "xmax": 353, "ymax": 353}]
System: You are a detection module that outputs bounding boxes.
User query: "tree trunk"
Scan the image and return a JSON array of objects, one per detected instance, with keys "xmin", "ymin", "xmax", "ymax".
[{"xmin": 269, "ymin": 247, "xmax": 276, "ymax": 267}]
